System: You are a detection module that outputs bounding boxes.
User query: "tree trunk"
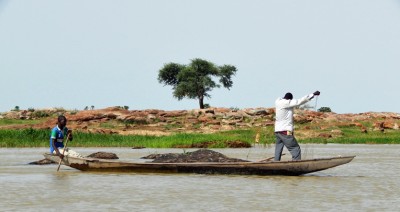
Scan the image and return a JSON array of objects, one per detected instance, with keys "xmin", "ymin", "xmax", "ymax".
[{"xmin": 199, "ymin": 96, "xmax": 204, "ymax": 109}]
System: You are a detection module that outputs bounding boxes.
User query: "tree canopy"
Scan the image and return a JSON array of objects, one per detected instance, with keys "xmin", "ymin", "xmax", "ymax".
[{"xmin": 158, "ymin": 58, "xmax": 237, "ymax": 109}]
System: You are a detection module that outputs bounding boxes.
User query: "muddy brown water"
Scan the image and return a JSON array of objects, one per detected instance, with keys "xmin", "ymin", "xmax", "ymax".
[{"xmin": 1, "ymin": 144, "xmax": 399, "ymax": 211}]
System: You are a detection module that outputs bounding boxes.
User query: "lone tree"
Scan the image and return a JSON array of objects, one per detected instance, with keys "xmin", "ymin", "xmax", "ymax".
[{"xmin": 158, "ymin": 58, "xmax": 237, "ymax": 109}]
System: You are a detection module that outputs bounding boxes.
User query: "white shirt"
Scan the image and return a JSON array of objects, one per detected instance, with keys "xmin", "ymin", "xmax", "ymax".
[{"xmin": 274, "ymin": 93, "xmax": 315, "ymax": 132}]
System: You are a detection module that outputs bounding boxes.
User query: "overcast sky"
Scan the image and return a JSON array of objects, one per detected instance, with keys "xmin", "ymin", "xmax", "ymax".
[{"xmin": 1, "ymin": 0, "xmax": 399, "ymax": 114}]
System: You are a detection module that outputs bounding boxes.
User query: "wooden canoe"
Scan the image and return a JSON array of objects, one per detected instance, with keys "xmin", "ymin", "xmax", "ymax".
[{"xmin": 43, "ymin": 153, "xmax": 355, "ymax": 176}]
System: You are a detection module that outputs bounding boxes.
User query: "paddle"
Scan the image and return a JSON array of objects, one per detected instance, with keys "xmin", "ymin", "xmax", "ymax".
[{"xmin": 56, "ymin": 131, "xmax": 71, "ymax": 172}]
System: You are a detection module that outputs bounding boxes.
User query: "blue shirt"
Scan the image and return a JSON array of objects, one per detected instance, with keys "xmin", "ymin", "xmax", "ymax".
[{"xmin": 49, "ymin": 126, "xmax": 69, "ymax": 153}]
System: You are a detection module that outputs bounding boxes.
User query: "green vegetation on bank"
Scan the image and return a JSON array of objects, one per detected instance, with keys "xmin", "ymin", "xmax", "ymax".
[
  {"xmin": 0, "ymin": 119, "xmax": 41, "ymax": 126},
  {"xmin": 0, "ymin": 128, "xmax": 274, "ymax": 148},
  {"xmin": 327, "ymin": 126, "xmax": 400, "ymax": 144},
  {"xmin": 1, "ymin": 125, "xmax": 399, "ymax": 148},
  {"xmin": 300, "ymin": 128, "xmax": 400, "ymax": 144}
]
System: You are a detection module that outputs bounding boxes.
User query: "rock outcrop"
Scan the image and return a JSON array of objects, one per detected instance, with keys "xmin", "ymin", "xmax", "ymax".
[{"xmin": 2, "ymin": 107, "xmax": 399, "ymax": 137}]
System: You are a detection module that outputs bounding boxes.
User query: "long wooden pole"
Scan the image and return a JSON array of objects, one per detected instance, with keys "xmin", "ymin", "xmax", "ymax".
[
  {"xmin": 56, "ymin": 133, "xmax": 70, "ymax": 172},
  {"xmin": 258, "ymin": 153, "xmax": 286, "ymax": 162}
]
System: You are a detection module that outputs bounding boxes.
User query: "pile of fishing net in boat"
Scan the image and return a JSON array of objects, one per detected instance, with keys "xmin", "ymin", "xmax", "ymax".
[{"xmin": 141, "ymin": 149, "xmax": 249, "ymax": 163}]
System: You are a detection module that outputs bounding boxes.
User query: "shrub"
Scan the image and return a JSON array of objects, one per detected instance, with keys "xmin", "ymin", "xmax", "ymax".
[
  {"xmin": 230, "ymin": 107, "xmax": 239, "ymax": 112},
  {"xmin": 318, "ymin": 107, "xmax": 332, "ymax": 113},
  {"xmin": 70, "ymin": 109, "xmax": 79, "ymax": 115},
  {"xmin": 13, "ymin": 106, "xmax": 20, "ymax": 111},
  {"xmin": 31, "ymin": 110, "xmax": 50, "ymax": 118}
]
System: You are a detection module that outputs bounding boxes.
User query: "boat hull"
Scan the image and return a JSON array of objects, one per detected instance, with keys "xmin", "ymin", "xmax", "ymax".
[{"xmin": 44, "ymin": 153, "xmax": 355, "ymax": 176}]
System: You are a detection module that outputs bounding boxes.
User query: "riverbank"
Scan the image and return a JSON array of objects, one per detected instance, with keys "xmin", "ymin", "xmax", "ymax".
[
  {"xmin": 1, "ymin": 126, "xmax": 399, "ymax": 148},
  {"xmin": 1, "ymin": 107, "xmax": 400, "ymax": 147}
]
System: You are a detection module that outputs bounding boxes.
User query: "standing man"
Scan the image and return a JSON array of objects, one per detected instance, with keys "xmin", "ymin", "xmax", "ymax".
[{"xmin": 274, "ymin": 91, "xmax": 320, "ymax": 161}]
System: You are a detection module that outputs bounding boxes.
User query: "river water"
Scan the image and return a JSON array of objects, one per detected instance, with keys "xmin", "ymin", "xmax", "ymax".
[{"xmin": 1, "ymin": 144, "xmax": 399, "ymax": 211}]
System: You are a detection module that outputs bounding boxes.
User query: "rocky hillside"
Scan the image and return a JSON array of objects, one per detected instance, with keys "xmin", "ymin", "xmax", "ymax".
[{"xmin": 1, "ymin": 107, "xmax": 399, "ymax": 138}]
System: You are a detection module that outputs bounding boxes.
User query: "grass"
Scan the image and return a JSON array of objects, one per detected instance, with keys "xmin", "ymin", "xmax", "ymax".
[
  {"xmin": 299, "ymin": 126, "xmax": 400, "ymax": 144},
  {"xmin": 332, "ymin": 126, "xmax": 400, "ymax": 144},
  {"xmin": 0, "ymin": 119, "xmax": 41, "ymax": 126},
  {"xmin": 0, "ymin": 128, "xmax": 265, "ymax": 148},
  {"xmin": 1, "ymin": 124, "xmax": 399, "ymax": 148}
]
